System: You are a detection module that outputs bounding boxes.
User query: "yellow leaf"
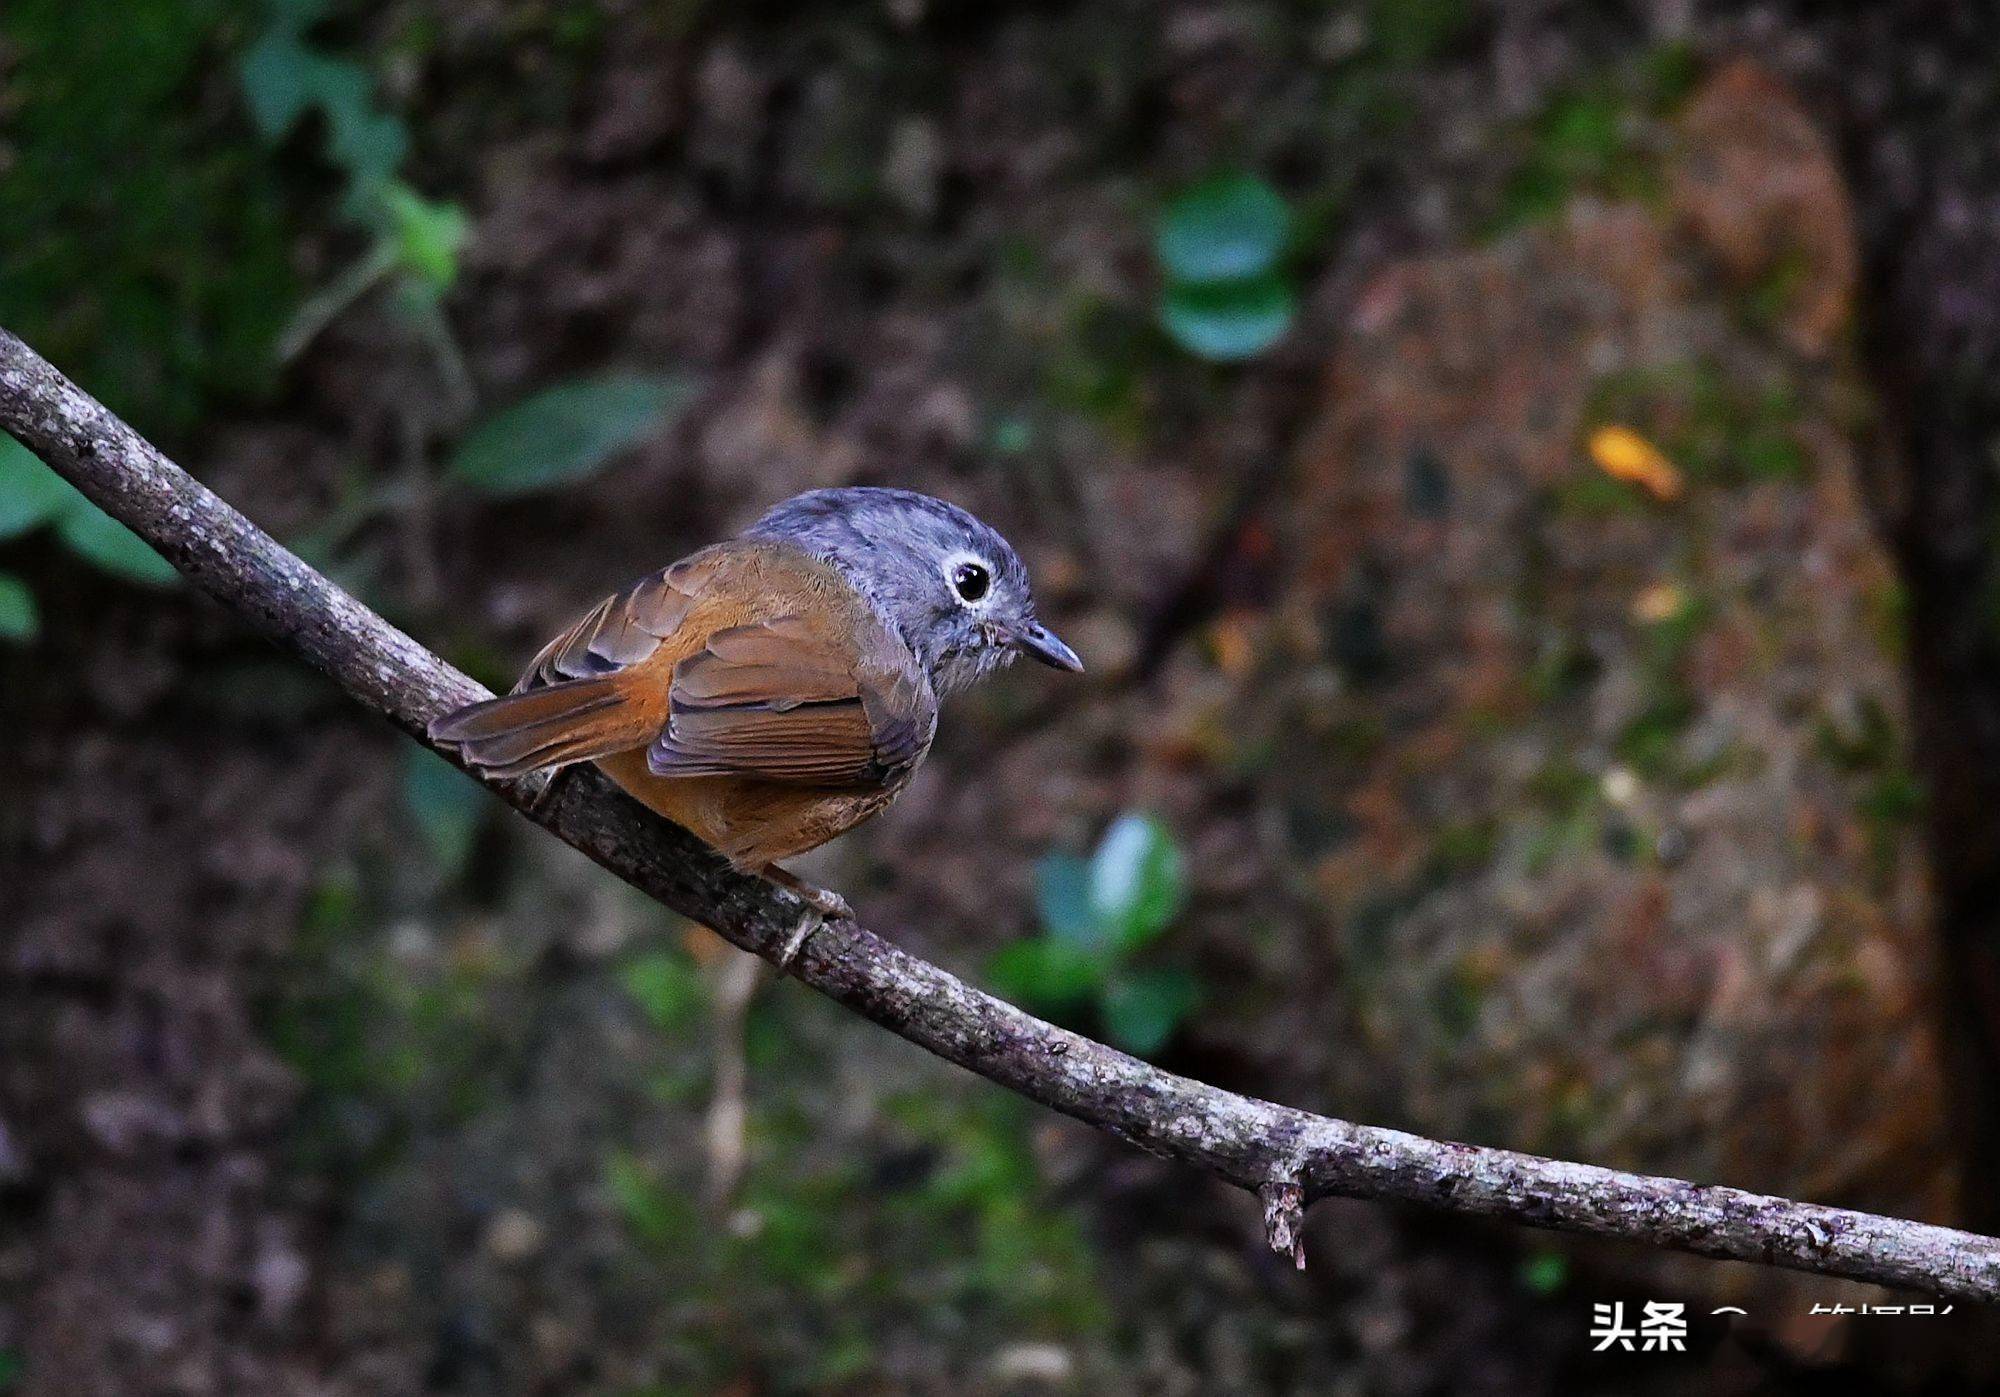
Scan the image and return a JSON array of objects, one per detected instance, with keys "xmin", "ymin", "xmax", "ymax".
[
  {"xmin": 1208, "ymin": 610, "xmax": 1256, "ymax": 677},
  {"xmin": 1633, "ymin": 582, "xmax": 1686, "ymax": 623},
  {"xmin": 1589, "ymin": 426, "xmax": 1683, "ymax": 501}
]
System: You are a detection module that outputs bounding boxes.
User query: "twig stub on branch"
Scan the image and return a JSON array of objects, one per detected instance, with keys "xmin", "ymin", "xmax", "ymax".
[{"xmin": 1261, "ymin": 1180, "xmax": 1307, "ymax": 1270}]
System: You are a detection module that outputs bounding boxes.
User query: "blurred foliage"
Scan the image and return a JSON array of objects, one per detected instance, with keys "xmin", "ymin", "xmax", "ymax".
[
  {"xmin": 1618, "ymin": 585, "xmax": 1711, "ymax": 783},
  {"xmin": 448, "ymin": 373, "xmax": 697, "ymax": 498},
  {"xmin": 1161, "ymin": 277, "xmax": 1298, "ymax": 365},
  {"xmin": 400, "ymin": 745, "xmax": 488, "ymax": 878},
  {"xmin": 1155, "ymin": 173, "xmax": 1291, "ymax": 285},
  {"xmin": 602, "ymin": 942, "xmax": 1110, "ymax": 1388},
  {"xmin": 1490, "ymin": 44, "xmax": 1700, "ymax": 234},
  {"xmin": 286, "ymin": 364, "xmax": 692, "ymax": 610},
  {"xmin": 237, "ymin": 0, "xmax": 468, "ymax": 360},
  {"xmin": 619, "ymin": 948, "xmax": 708, "ymax": 1037},
  {"xmin": 239, "ymin": 0, "xmax": 407, "ymax": 212},
  {"xmin": 0, "ymin": 434, "xmax": 178, "ymax": 636},
  {"xmin": 1813, "ymin": 693, "xmax": 1927, "ymax": 880},
  {"xmin": 267, "ymin": 862, "xmax": 521, "ymax": 1151},
  {"xmin": 605, "ymin": 1089, "xmax": 1108, "ymax": 1390},
  {"xmin": 267, "ymin": 865, "xmax": 1114, "ymax": 1390},
  {"xmin": 0, "ymin": 575, "xmax": 37, "ymax": 643},
  {"xmin": 996, "ymin": 2, "xmax": 1458, "ymax": 443},
  {"xmin": 1516, "ymin": 1250, "xmax": 1569, "ymax": 1297},
  {"xmin": 1153, "ymin": 174, "xmax": 1298, "ymax": 363},
  {"xmin": 1367, "ymin": 0, "xmax": 1473, "ymax": 66},
  {"xmin": 992, "ymin": 814, "xmax": 1199, "ymax": 1055},
  {"xmin": 47, "ymin": 491, "xmax": 181, "ymax": 586},
  {"xmin": 1550, "ymin": 360, "xmax": 1809, "ymax": 524},
  {"xmin": 1586, "ymin": 359, "xmax": 1807, "ymax": 492},
  {"xmin": 230, "ymin": 0, "xmax": 695, "ymax": 590},
  {"xmin": 0, "ymin": 0, "xmax": 296, "ymax": 434},
  {"xmin": 1495, "ymin": 87, "xmax": 1648, "ymax": 231},
  {"xmin": 0, "ymin": 438, "xmax": 76, "ymax": 542}
]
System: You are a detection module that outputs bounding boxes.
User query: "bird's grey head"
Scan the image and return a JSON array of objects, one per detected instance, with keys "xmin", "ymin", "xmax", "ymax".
[{"xmin": 747, "ymin": 487, "xmax": 1082, "ymax": 695}]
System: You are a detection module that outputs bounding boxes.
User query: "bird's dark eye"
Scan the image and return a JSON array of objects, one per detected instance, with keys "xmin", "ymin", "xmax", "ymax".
[{"xmin": 951, "ymin": 560, "xmax": 991, "ymax": 603}]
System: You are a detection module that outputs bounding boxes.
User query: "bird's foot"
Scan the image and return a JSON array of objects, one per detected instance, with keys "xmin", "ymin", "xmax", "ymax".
[
  {"xmin": 763, "ymin": 867, "xmax": 854, "ymax": 970},
  {"xmin": 794, "ymin": 883, "xmax": 853, "ymax": 921},
  {"xmin": 774, "ymin": 910, "xmax": 823, "ymax": 971},
  {"xmin": 524, "ymin": 767, "xmax": 569, "ymax": 815}
]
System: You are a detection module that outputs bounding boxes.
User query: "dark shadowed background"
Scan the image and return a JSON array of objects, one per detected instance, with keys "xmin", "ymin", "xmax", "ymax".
[{"xmin": 6, "ymin": 2, "xmax": 2000, "ymax": 1392}]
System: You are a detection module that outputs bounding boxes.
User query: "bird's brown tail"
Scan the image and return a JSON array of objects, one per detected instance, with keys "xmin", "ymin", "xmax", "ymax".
[{"xmin": 427, "ymin": 679, "xmax": 652, "ymax": 778}]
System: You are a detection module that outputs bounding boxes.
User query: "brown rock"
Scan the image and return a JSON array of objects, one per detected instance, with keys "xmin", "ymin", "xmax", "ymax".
[
  {"xmin": 1284, "ymin": 147, "xmax": 1947, "ymax": 1251},
  {"xmin": 1672, "ymin": 60, "xmax": 1859, "ymax": 356}
]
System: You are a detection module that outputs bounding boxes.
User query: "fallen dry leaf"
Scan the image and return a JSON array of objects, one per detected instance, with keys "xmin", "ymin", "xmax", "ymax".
[{"xmin": 1589, "ymin": 425, "xmax": 1684, "ymax": 501}]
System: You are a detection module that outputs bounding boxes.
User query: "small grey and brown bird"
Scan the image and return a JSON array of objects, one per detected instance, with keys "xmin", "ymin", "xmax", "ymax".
[{"xmin": 429, "ymin": 487, "xmax": 1082, "ymax": 959}]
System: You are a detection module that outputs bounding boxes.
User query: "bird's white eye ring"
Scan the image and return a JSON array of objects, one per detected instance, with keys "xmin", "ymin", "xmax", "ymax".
[{"xmin": 943, "ymin": 553, "xmax": 993, "ymax": 606}]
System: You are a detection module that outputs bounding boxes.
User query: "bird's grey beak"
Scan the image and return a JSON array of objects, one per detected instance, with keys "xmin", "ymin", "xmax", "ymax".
[{"xmin": 1013, "ymin": 621, "xmax": 1083, "ymax": 672}]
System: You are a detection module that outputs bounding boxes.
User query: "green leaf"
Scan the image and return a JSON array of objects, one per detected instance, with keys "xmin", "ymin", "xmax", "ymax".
[
  {"xmin": 1518, "ymin": 1250, "xmax": 1569, "ymax": 1296},
  {"xmin": 382, "ymin": 183, "xmax": 469, "ymax": 292},
  {"xmin": 270, "ymin": 0, "xmax": 333, "ymax": 26},
  {"xmin": 1, "ymin": 437, "xmax": 177, "ymax": 585},
  {"xmin": 987, "ymin": 937, "xmax": 1104, "ymax": 1008},
  {"xmin": 1540, "ymin": 89, "xmax": 1626, "ymax": 179},
  {"xmin": 53, "ymin": 503, "xmax": 178, "ymax": 586},
  {"xmin": 619, "ymin": 949, "xmax": 707, "ymax": 1034},
  {"xmin": 1087, "ymin": 814, "xmax": 1187, "ymax": 951},
  {"xmin": 1035, "ymin": 853, "xmax": 1103, "ymax": 948},
  {"xmin": 604, "ymin": 1151, "xmax": 696, "ymax": 1245},
  {"xmin": 1154, "ymin": 174, "xmax": 1291, "ymax": 285},
  {"xmin": 0, "ymin": 436, "xmax": 73, "ymax": 540},
  {"xmin": 1369, "ymin": 0, "xmax": 1473, "ymax": 65},
  {"xmin": 401, "ymin": 746, "xmax": 486, "ymax": 875},
  {"xmin": 329, "ymin": 108, "xmax": 412, "ymax": 213},
  {"xmin": 1101, "ymin": 968, "xmax": 1200, "ymax": 1056},
  {"xmin": 238, "ymin": 29, "xmax": 409, "ymax": 215},
  {"xmin": 0, "ymin": 574, "xmax": 38, "ymax": 644},
  {"xmin": 238, "ymin": 32, "xmax": 345, "ymax": 142},
  {"xmin": 448, "ymin": 373, "xmax": 694, "ymax": 497},
  {"xmin": 988, "ymin": 413, "xmax": 1033, "ymax": 455},
  {"xmin": 237, "ymin": 34, "xmax": 388, "ymax": 173},
  {"xmin": 1159, "ymin": 276, "xmax": 1297, "ymax": 362}
]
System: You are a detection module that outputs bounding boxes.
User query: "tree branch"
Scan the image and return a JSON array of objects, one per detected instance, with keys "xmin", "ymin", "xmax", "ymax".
[{"xmin": 3, "ymin": 325, "xmax": 1996, "ymax": 1299}]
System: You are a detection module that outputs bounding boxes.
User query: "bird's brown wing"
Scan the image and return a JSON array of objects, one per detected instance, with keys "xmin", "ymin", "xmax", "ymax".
[
  {"xmin": 513, "ymin": 559, "xmax": 704, "ymax": 691},
  {"xmin": 648, "ymin": 612, "xmax": 931, "ymax": 788},
  {"xmin": 429, "ymin": 554, "xmax": 715, "ymax": 777},
  {"xmin": 432, "ymin": 541, "xmax": 932, "ymax": 789}
]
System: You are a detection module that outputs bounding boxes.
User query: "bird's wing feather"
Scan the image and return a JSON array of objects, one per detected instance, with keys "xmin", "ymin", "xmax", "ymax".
[
  {"xmin": 649, "ymin": 613, "xmax": 929, "ymax": 788},
  {"xmin": 514, "ymin": 558, "xmax": 706, "ymax": 691},
  {"xmin": 433, "ymin": 541, "xmax": 933, "ymax": 789},
  {"xmin": 431, "ymin": 552, "xmax": 722, "ymax": 776}
]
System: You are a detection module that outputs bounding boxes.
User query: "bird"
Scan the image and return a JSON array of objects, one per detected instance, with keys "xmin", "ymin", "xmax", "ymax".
[{"xmin": 428, "ymin": 487, "xmax": 1082, "ymax": 964}]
